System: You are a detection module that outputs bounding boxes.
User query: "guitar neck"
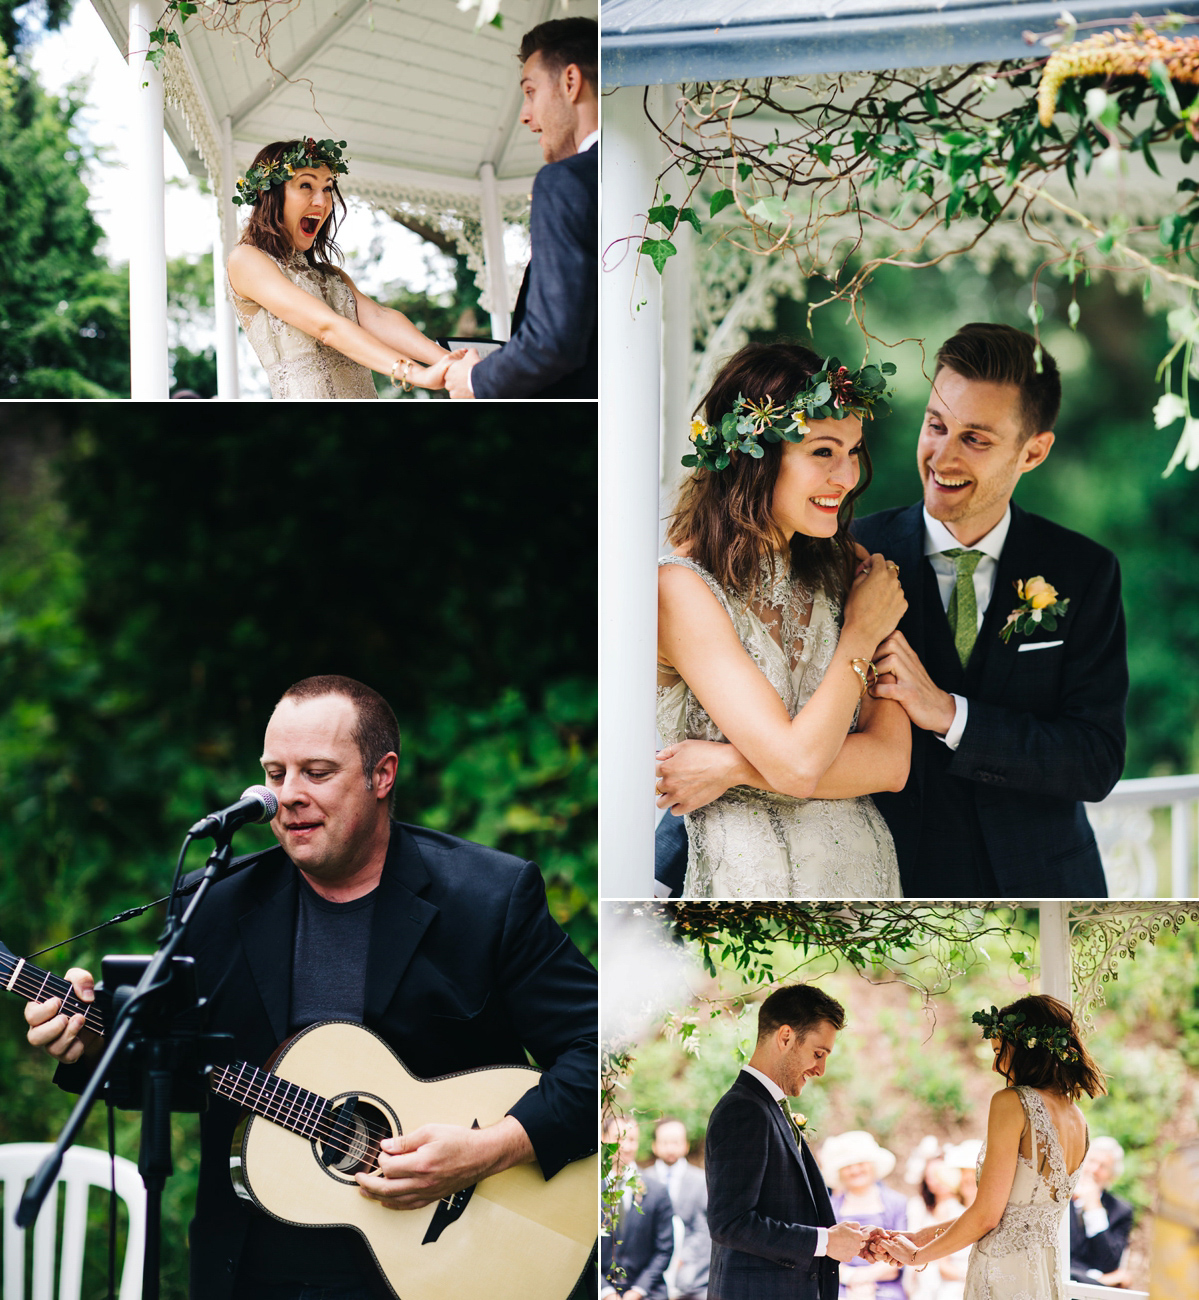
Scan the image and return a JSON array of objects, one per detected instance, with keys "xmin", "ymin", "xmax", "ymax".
[
  {"xmin": 1, "ymin": 948, "xmax": 331, "ymax": 1140},
  {"xmin": 0, "ymin": 951, "xmax": 107, "ymax": 1038}
]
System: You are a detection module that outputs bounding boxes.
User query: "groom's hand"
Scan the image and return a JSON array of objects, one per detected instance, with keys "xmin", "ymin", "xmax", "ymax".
[
  {"xmin": 871, "ymin": 631, "xmax": 956, "ymax": 735},
  {"xmin": 656, "ymin": 740, "xmax": 749, "ymax": 813},
  {"xmin": 827, "ymin": 1221, "xmax": 870, "ymax": 1263},
  {"xmin": 445, "ymin": 349, "xmax": 481, "ymax": 400}
]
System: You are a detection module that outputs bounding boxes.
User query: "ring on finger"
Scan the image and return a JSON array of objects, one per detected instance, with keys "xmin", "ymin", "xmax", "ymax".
[{"xmin": 885, "ymin": 561, "xmax": 900, "ymax": 574}]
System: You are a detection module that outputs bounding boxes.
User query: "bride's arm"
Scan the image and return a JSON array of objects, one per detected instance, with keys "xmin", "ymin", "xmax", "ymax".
[
  {"xmin": 899, "ymin": 1089, "xmax": 1024, "ymax": 1268},
  {"xmin": 227, "ymin": 247, "xmax": 455, "ymax": 388},
  {"xmin": 656, "ymin": 688, "xmax": 911, "ymax": 813},
  {"xmin": 657, "ymin": 558, "xmax": 905, "ymax": 798},
  {"xmin": 334, "ymin": 270, "xmax": 450, "ymax": 367}
]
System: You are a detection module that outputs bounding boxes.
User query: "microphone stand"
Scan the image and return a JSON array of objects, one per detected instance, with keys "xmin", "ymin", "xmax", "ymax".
[{"xmin": 16, "ymin": 833, "xmax": 238, "ymax": 1300}]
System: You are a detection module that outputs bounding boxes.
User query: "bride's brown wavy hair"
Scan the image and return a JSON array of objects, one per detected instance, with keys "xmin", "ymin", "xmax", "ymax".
[
  {"xmin": 993, "ymin": 994, "xmax": 1106, "ymax": 1100},
  {"xmin": 236, "ymin": 140, "xmax": 346, "ymax": 269},
  {"xmin": 666, "ymin": 342, "xmax": 873, "ymax": 602}
]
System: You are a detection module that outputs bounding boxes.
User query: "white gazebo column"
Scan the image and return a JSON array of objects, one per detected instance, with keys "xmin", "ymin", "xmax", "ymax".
[
  {"xmin": 128, "ymin": 1, "xmax": 169, "ymax": 399},
  {"xmin": 600, "ymin": 85, "xmax": 664, "ymax": 894},
  {"xmin": 213, "ymin": 116, "xmax": 240, "ymax": 399},
  {"xmin": 478, "ymin": 163, "xmax": 511, "ymax": 341},
  {"xmin": 1039, "ymin": 902, "xmax": 1071, "ymax": 1004},
  {"xmin": 660, "ymin": 195, "xmax": 694, "ymax": 534}
]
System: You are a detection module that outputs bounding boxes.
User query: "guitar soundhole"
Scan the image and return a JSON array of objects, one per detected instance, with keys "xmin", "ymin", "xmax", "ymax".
[{"xmin": 313, "ymin": 1093, "xmax": 399, "ymax": 1185}]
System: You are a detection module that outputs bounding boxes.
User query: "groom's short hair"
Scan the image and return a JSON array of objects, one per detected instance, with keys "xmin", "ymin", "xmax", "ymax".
[
  {"xmin": 935, "ymin": 322, "xmax": 1061, "ymax": 441},
  {"xmin": 756, "ymin": 984, "xmax": 846, "ymax": 1042},
  {"xmin": 519, "ymin": 18, "xmax": 598, "ymax": 92}
]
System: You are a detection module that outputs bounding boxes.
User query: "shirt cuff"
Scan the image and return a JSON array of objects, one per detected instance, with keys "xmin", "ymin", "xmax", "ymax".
[
  {"xmin": 466, "ymin": 363, "xmax": 474, "ymax": 396},
  {"xmin": 815, "ymin": 1226, "xmax": 829, "ymax": 1257},
  {"xmin": 1082, "ymin": 1205, "xmax": 1111, "ymax": 1236},
  {"xmin": 1086, "ymin": 1268, "xmax": 1105, "ymax": 1281},
  {"xmin": 938, "ymin": 694, "xmax": 968, "ymax": 750}
]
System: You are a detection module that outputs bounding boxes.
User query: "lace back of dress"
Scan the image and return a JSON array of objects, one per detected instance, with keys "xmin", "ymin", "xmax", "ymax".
[{"xmin": 1019, "ymin": 1087, "xmax": 1074, "ymax": 1203}]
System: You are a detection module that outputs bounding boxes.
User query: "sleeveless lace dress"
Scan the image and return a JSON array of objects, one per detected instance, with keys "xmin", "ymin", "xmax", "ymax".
[
  {"xmin": 964, "ymin": 1086, "xmax": 1089, "ymax": 1300},
  {"xmin": 656, "ymin": 555, "xmax": 900, "ymax": 898},
  {"xmin": 227, "ymin": 252, "xmax": 378, "ymax": 399}
]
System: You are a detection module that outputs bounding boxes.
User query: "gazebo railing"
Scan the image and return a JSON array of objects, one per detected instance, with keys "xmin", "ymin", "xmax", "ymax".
[
  {"xmin": 1068, "ymin": 1284, "xmax": 1148, "ymax": 1299},
  {"xmin": 1088, "ymin": 773, "xmax": 1199, "ymax": 897}
]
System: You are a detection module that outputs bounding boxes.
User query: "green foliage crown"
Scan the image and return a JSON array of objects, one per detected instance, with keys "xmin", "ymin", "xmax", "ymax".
[
  {"xmin": 233, "ymin": 138, "xmax": 349, "ymax": 206},
  {"xmin": 972, "ymin": 1005, "xmax": 1080, "ymax": 1062},
  {"xmin": 683, "ymin": 357, "xmax": 897, "ymax": 472}
]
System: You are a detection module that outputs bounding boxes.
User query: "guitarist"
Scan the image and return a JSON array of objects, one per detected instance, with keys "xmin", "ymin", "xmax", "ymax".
[{"xmin": 25, "ymin": 675, "xmax": 598, "ymax": 1300}]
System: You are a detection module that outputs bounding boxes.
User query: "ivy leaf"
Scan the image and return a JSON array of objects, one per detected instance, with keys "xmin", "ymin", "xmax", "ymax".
[
  {"xmin": 646, "ymin": 203, "xmax": 679, "ymax": 231},
  {"xmin": 1149, "ymin": 58, "xmax": 1183, "ymax": 118},
  {"xmin": 686, "ymin": 161, "xmax": 703, "ymax": 175},
  {"xmin": 812, "ymin": 142, "xmax": 834, "ymax": 167},
  {"xmin": 679, "ymin": 207, "xmax": 703, "ymax": 234},
  {"xmin": 746, "ymin": 196, "xmax": 787, "ymax": 225},
  {"xmin": 709, "ymin": 188, "xmax": 735, "ymax": 217},
  {"xmin": 640, "ymin": 237, "xmax": 677, "ymax": 273},
  {"xmin": 737, "ymin": 161, "xmax": 753, "ymax": 182}
]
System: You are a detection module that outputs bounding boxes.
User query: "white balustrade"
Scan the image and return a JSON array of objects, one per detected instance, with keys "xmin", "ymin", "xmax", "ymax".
[{"xmin": 1087, "ymin": 773, "xmax": 1199, "ymax": 897}]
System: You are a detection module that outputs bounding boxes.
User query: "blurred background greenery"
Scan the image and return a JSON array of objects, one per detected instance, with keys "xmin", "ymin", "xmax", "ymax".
[
  {"xmin": 0, "ymin": 405, "xmax": 596, "ymax": 1296},
  {"xmin": 608, "ymin": 906, "xmax": 1199, "ymax": 1294},
  {"xmin": 712, "ymin": 253, "xmax": 1199, "ymax": 780}
]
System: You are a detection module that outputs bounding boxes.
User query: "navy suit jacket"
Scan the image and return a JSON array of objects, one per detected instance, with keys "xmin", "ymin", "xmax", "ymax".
[
  {"xmin": 1070, "ymin": 1190, "xmax": 1134, "ymax": 1280},
  {"xmin": 57, "ymin": 821, "xmax": 598, "ymax": 1299},
  {"xmin": 602, "ymin": 1176, "xmax": 674, "ymax": 1299},
  {"xmin": 705, "ymin": 1072, "xmax": 838, "ymax": 1300},
  {"xmin": 853, "ymin": 501, "xmax": 1127, "ymax": 896},
  {"xmin": 472, "ymin": 145, "xmax": 597, "ymax": 399}
]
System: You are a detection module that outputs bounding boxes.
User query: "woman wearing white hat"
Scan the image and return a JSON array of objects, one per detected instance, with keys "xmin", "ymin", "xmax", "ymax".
[{"xmin": 820, "ymin": 1130, "xmax": 908, "ymax": 1298}]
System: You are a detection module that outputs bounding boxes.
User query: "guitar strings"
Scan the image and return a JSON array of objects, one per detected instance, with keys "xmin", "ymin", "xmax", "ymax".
[{"xmin": 6, "ymin": 958, "xmax": 459, "ymax": 1199}]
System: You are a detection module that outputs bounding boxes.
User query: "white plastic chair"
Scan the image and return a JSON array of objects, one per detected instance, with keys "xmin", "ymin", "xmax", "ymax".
[{"xmin": 0, "ymin": 1144, "xmax": 145, "ymax": 1300}]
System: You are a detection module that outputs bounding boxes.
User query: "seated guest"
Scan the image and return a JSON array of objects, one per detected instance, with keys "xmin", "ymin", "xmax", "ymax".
[
  {"xmin": 649, "ymin": 1117, "xmax": 709, "ymax": 1300},
  {"xmin": 820, "ymin": 1130, "xmax": 906, "ymax": 1299},
  {"xmin": 602, "ymin": 1116, "xmax": 673, "ymax": 1300},
  {"xmin": 1071, "ymin": 1137, "xmax": 1135, "ymax": 1287}
]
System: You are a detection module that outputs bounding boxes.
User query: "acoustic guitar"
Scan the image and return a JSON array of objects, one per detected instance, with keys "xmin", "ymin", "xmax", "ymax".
[{"xmin": 1, "ymin": 947, "xmax": 598, "ymax": 1300}]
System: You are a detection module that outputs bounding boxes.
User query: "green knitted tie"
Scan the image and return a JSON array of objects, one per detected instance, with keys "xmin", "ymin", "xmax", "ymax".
[
  {"xmin": 777, "ymin": 1097, "xmax": 805, "ymax": 1148},
  {"xmin": 943, "ymin": 548, "xmax": 984, "ymax": 667}
]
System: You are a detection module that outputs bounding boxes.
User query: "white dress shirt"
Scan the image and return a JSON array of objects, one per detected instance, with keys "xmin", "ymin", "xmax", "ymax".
[
  {"xmin": 578, "ymin": 129, "xmax": 599, "ymax": 153},
  {"xmin": 739, "ymin": 1067, "xmax": 828, "ymax": 1256},
  {"xmin": 922, "ymin": 506, "xmax": 1012, "ymax": 750}
]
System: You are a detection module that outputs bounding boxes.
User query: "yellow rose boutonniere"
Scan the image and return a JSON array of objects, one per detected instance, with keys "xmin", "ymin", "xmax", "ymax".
[{"xmin": 1000, "ymin": 575, "xmax": 1070, "ymax": 643}]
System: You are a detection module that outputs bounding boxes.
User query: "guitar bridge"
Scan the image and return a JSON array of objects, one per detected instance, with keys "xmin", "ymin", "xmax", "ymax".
[{"xmin": 421, "ymin": 1118, "xmax": 479, "ymax": 1244}]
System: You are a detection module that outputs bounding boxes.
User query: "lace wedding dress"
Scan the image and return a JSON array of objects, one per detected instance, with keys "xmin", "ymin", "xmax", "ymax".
[
  {"xmin": 964, "ymin": 1086, "xmax": 1089, "ymax": 1300},
  {"xmin": 228, "ymin": 252, "xmax": 378, "ymax": 399},
  {"xmin": 656, "ymin": 555, "xmax": 900, "ymax": 898}
]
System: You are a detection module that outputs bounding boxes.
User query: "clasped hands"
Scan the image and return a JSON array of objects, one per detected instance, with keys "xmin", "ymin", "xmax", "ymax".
[{"xmin": 856, "ymin": 1226, "xmax": 920, "ymax": 1266}]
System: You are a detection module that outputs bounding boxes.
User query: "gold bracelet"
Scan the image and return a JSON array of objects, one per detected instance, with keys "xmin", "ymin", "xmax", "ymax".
[
  {"xmin": 914, "ymin": 1224, "xmax": 949, "ymax": 1273},
  {"xmin": 389, "ymin": 358, "xmax": 416, "ymax": 392},
  {"xmin": 849, "ymin": 657, "xmax": 877, "ymax": 697}
]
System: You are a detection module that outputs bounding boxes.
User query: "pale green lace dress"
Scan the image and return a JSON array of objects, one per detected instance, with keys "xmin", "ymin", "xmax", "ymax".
[
  {"xmin": 965, "ymin": 1087, "xmax": 1088, "ymax": 1300},
  {"xmin": 656, "ymin": 555, "xmax": 900, "ymax": 898},
  {"xmin": 228, "ymin": 252, "xmax": 378, "ymax": 400}
]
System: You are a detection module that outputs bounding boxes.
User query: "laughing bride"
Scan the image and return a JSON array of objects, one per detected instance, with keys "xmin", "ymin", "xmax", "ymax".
[{"xmin": 225, "ymin": 137, "xmax": 460, "ymax": 400}]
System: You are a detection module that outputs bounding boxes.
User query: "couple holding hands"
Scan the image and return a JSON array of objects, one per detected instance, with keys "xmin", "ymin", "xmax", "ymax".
[
  {"xmin": 706, "ymin": 984, "xmax": 1103, "ymax": 1300},
  {"xmin": 225, "ymin": 18, "xmax": 597, "ymax": 400},
  {"xmin": 655, "ymin": 321, "xmax": 1128, "ymax": 899}
]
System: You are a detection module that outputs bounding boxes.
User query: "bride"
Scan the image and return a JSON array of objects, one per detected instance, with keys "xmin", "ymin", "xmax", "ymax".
[
  {"xmin": 226, "ymin": 137, "xmax": 461, "ymax": 399},
  {"xmin": 656, "ymin": 341, "xmax": 909, "ymax": 898},
  {"xmin": 872, "ymin": 995, "xmax": 1104, "ymax": 1299}
]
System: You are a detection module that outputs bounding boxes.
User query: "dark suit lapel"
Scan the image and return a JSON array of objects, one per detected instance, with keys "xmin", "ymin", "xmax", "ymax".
[
  {"xmin": 364, "ymin": 823, "xmax": 439, "ymax": 1024},
  {"xmin": 236, "ymin": 856, "xmax": 298, "ymax": 1045}
]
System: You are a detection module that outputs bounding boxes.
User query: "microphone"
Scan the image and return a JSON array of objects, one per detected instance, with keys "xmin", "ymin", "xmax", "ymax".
[{"xmin": 188, "ymin": 785, "xmax": 279, "ymax": 839}]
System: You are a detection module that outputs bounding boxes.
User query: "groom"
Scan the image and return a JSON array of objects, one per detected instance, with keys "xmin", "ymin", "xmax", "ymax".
[
  {"xmin": 445, "ymin": 17, "xmax": 597, "ymax": 400},
  {"xmin": 655, "ymin": 323, "xmax": 1127, "ymax": 897},
  {"xmin": 706, "ymin": 984, "xmax": 868, "ymax": 1300}
]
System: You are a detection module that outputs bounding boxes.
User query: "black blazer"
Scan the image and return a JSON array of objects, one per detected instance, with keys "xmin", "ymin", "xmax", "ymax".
[
  {"xmin": 1070, "ymin": 1190, "xmax": 1134, "ymax": 1280},
  {"xmin": 58, "ymin": 822, "xmax": 597, "ymax": 1299},
  {"xmin": 601, "ymin": 1176, "xmax": 674, "ymax": 1299},
  {"xmin": 705, "ymin": 1072, "xmax": 838, "ymax": 1300},
  {"xmin": 853, "ymin": 501, "xmax": 1127, "ymax": 897},
  {"xmin": 472, "ymin": 146, "xmax": 597, "ymax": 399}
]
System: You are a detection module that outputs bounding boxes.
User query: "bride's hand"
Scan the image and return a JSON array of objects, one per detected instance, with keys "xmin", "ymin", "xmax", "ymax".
[
  {"xmin": 875, "ymin": 1233, "xmax": 917, "ymax": 1266},
  {"xmin": 655, "ymin": 740, "xmax": 747, "ymax": 814},
  {"xmin": 843, "ymin": 551, "xmax": 907, "ymax": 648},
  {"xmin": 409, "ymin": 348, "xmax": 468, "ymax": 392}
]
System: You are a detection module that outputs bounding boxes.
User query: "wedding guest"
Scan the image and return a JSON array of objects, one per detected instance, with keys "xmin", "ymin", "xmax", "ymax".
[
  {"xmin": 904, "ymin": 1140, "xmax": 968, "ymax": 1300},
  {"xmin": 648, "ymin": 1118, "xmax": 709, "ymax": 1300},
  {"xmin": 820, "ymin": 1130, "xmax": 906, "ymax": 1298},
  {"xmin": 943, "ymin": 1139, "xmax": 982, "ymax": 1209},
  {"xmin": 1071, "ymin": 1137, "xmax": 1134, "ymax": 1288},
  {"xmin": 602, "ymin": 1116, "xmax": 673, "ymax": 1300}
]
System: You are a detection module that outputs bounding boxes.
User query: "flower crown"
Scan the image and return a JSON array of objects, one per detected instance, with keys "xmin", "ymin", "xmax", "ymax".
[
  {"xmin": 233, "ymin": 137, "xmax": 349, "ymax": 207},
  {"xmin": 972, "ymin": 1006, "xmax": 1081, "ymax": 1063},
  {"xmin": 683, "ymin": 357, "xmax": 898, "ymax": 473}
]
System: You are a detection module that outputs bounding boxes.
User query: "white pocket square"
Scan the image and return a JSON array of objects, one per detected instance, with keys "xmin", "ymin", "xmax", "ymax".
[{"xmin": 1017, "ymin": 640, "xmax": 1064, "ymax": 652}]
